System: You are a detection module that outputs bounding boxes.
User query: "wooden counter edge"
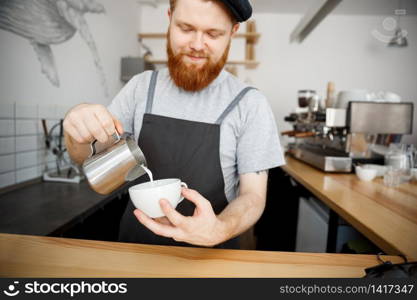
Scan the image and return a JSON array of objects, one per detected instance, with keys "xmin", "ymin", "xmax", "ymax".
[{"xmin": 0, "ymin": 233, "xmax": 406, "ymax": 278}]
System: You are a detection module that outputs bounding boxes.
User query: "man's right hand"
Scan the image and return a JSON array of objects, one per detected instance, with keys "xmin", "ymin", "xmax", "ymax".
[{"xmin": 63, "ymin": 104, "xmax": 124, "ymax": 144}]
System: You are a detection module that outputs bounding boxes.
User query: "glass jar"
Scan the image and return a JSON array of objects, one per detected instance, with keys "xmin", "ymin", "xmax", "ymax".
[
  {"xmin": 385, "ymin": 144, "xmax": 409, "ymax": 169},
  {"xmin": 383, "ymin": 167, "xmax": 402, "ymax": 187},
  {"xmin": 384, "ymin": 143, "xmax": 414, "ymax": 185},
  {"xmin": 298, "ymin": 90, "xmax": 316, "ymax": 108}
]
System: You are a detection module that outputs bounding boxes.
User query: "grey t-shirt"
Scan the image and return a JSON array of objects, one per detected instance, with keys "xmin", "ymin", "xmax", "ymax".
[{"xmin": 108, "ymin": 68, "xmax": 285, "ymax": 202}]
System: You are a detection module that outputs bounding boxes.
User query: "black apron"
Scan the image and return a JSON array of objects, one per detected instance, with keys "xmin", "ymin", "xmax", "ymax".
[{"xmin": 118, "ymin": 71, "xmax": 254, "ymax": 249}]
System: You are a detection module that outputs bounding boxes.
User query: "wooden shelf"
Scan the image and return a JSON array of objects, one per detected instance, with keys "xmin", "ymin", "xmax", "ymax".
[
  {"xmin": 138, "ymin": 20, "xmax": 260, "ymax": 70},
  {"xmin": 138, "ymin": 32, "xmax": 260, "ymax": 43}
]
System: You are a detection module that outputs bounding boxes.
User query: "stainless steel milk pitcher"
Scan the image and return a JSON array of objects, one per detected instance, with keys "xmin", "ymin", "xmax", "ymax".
[{"xmin": 83, "ymin": 132, "xmax": 147, "ymax": 195}]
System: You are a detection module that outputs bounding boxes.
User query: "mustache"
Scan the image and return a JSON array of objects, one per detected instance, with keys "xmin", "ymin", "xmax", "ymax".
[{"xmin": 180, "ymin": 51, "xmax": 209, "ymax": 58}]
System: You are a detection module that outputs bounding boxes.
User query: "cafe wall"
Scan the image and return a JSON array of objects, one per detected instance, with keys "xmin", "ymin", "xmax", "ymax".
[
  {"xmin": 238, "ymin": 13, "xmax": 417, "ymax": 147},
  {"xmin": 1, "ymin": 2, "xmax": 416, "ymax": 189},
  {"xmin": 0, "ymin": 0, "xmax": 140, "ymax": 188},
  {"xmin": 140, "ymin": 4, "xmax": 417, "ymax": 146}
]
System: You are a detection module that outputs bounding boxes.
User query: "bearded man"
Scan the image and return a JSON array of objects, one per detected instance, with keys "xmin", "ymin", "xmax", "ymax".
[{"xmin": 64, "ymin": 0, "xmax": 285, "ymax": 249}]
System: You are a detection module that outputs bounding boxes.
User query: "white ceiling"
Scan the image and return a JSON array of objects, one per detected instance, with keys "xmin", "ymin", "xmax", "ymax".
[{"xmin": 153, "ymin": 0, "xmax": 417, "ymax": 15}]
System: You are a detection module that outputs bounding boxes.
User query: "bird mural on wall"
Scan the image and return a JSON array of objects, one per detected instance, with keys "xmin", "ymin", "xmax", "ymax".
[{"xmin": 0, "ymin": 0, "xmax": 109, "ymax": 97}]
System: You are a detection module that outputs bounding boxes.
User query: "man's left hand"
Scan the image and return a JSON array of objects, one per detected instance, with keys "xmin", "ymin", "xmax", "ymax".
[{"xmin": 133, "ymin": 188, "xmax": 226, "ymax": 247}]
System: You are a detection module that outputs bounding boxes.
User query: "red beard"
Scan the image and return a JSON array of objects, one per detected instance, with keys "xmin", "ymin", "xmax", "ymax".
[{"xmin": 167, "ymin": 32, "xmax": 230, "ymax": 92}]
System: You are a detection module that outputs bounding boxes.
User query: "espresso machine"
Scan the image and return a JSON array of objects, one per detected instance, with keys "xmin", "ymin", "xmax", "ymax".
[{"xmin": 284, "ymin": 98, "xmax": 414, "ymax": 172}]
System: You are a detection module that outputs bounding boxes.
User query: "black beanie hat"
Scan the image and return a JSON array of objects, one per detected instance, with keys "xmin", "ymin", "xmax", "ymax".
[{"xmin": 218, "ymin": 0, "xmax": 252, "ymax": 22}]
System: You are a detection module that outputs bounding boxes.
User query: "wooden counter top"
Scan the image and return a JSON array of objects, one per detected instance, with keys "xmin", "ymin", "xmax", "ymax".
[
  {"xmin": 281, "ymin": 156, "xmax": 417, "ymax": 261},
  {"xmin": 0, "ymin": 233, "xmax": 405, "ymax": 277}
]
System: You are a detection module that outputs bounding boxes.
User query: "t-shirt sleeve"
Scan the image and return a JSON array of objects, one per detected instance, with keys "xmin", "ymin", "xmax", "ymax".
[
  {"xmin": 107, "ymin": 74, "xmax": 141, "ymax": 135},
  {"xmin": 237, "ymin": 90, "xmax": 286, "ymax": 174}
]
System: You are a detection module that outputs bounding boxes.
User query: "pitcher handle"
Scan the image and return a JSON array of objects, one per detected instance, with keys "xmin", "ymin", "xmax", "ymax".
[{"xmin": 90, "ymin": 132, "xmax": 121, "ymax": 157}]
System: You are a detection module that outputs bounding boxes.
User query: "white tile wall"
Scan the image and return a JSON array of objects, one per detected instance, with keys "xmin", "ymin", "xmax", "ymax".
[
  {"xmin": 0, "ymin": 154, "xmax": 15, "ymax": 173},
  {"xmin": 38, "ymin": 120, "xmax": 49, "ymax": 136},
  {"xmin": 46, "ymin": 161, "xmax": 57, "ymax": 170},
  {"xmin": 0, "ymin": 103, "xmax": 69, "ymax": 189},
  {"xmin": 56, "ymin": 105, "xmax": 72, "ymax": 119},
  {"xmin": 15, "ymin": 104, "xmax": 38, "ymax": 119},
  {"xmin": 46, "ymin": 149, "xmax": 56, "ymax": 163},
  {"xmin": 37, "ymin": 119, "xmax": 62, "ymax": 138},
  {"xmin": 16, "ymin": 166, "xmax": 39, "ymax": 183},
  {"xmin": 0, "ymin": 120, "xmax": 15, "ymax": 136},
  {"xmin": 38, "ymin": 104, "xmax": 56, "ymax": 120},
  {"xmin": 16, "ymin": 119, "xmax": 38, "ymax": 135},
  {"xmin": 16, "ymin": 151, "xmax": 38, "ymax": 169},
  {"xmin": 37, "ymin": 149, "xmax": 47, "ymax": 165},
  {"xmin": 0, "ymin": 172, "xmax": 15, "ymax": 189},
  {"xmin": 0, "ymin": 103, "xmax": 14, "ymax": 118},
  {"xmin": 36, "ymin": 135, "xmax": 47, "ymax": 150},
  {"xmin": 16, "ymin": 135, "xmax": 39, "ymax": 152},
  {"xmin": 0, "ymin": 137, "xmax": 15, "ymax": 155},
  {"xmin": 37, "ymin": 164, "xmax": 44, "ymax": 176}
]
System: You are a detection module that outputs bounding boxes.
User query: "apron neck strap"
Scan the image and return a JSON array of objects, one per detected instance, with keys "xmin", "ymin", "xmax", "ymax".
[
  {"xmin": 215, "ymin": 87, "xmax": 256, "ymax": 125},
  {"xmin": 145, "ymin": 70, "xmax": 159, "ymax": 114},
  {"xmin": 146, "ymin": 72, "xmax": 255, "ymax": 124}
]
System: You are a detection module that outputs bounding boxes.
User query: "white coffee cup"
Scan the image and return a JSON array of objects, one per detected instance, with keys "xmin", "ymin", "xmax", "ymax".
[
  {"xmin": 129, "ymin": 178, "xmax": 188, "ymax": 218},
  {"xmin": 355, "ymin": 166, "xmax": 377, "ymax": 181}
]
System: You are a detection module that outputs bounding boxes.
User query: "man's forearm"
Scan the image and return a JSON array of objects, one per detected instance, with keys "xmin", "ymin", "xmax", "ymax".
[{"xmin": 216, "ymin": 191, "xmax": 266, "ymax": 243}]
